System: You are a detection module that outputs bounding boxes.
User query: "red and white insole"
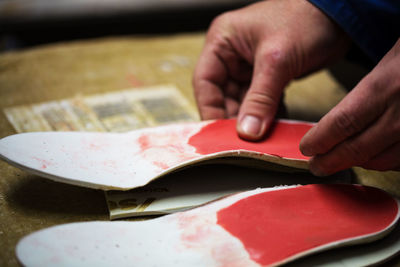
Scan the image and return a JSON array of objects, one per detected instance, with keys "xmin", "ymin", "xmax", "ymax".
[
  {"xmin": 16, "ymin": 184, "xmax": 400, "ymax": 267},
  {"xmin": 0, "ymin": 119, "xmax": 313, "ymax": 190}
]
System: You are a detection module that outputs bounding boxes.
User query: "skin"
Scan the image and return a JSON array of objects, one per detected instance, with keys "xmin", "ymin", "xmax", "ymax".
[
  {"xmin": 300, "ymin": 39, "xmax": 400, "ymax": 175},
  {"xmin": 193, "ymin": 0, "xmax": 400, "ymax": 175}
]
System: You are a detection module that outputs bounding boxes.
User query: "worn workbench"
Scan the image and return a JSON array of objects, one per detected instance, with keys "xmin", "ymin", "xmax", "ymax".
[{"xmin": 0, "ymin": 33, "xmax": 399, "ymax": 266}]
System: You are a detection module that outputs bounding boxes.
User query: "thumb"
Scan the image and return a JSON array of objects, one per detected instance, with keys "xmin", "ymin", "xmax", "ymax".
[{"xmin": 236, "ymin": 45, "xmax": 290, "ymax": 140}]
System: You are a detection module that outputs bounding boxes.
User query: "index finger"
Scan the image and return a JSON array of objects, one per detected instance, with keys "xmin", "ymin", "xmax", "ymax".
[{"xmin": 299, "ymin": 76, "xmax": 385, "ymax": 156}]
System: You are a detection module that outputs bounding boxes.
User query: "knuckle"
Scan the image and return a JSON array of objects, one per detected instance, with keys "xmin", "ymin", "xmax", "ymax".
[
  {"xmin": 209, "ymin": 13, "xmax": 227, "ymax": 29},
  {"xmin": 333, "ymin": 110, "xmax": 362, "ymax": 138},
  {"xmin": 246, "ymin": 89, "xmax": 277, "ymax": 109},
  {"xmin": 206, "ymin": 14, "xmax": 238, "ymax": 55},
  {"xmin": 258, "ymin": 44, "xmax": 287, "ymax": 69},
  {"xmin": 209, "ymin": 12, "xmax": 235, "ymax": 34},
  {"xmin": 341, "ymin": 141, "xmax": 369, "ymax": 163}
]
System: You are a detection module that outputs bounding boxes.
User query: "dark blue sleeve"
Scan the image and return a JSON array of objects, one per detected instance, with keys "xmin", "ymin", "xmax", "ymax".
[{"xmin": 308, "ymin": 0, "xmax": 400, "ymax": 63}]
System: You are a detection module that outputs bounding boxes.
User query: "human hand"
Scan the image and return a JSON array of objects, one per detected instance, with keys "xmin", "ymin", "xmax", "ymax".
[
  {"xmin": 193, "ymin": 0, "xmax": 350, "ymax": 140},
  {"xmin": 300, "ymin": 39, "xmax": 400, "ymax": 175}
]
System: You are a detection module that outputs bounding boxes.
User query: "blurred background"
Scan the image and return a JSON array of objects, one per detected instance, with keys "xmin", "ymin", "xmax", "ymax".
[
  {"xmin": 0, "ymin": 0, "xmax": 259, "ymax": 51},
  {"xmin": 0, "ymin": 0, "xmax": 372, "ymax": 89}
]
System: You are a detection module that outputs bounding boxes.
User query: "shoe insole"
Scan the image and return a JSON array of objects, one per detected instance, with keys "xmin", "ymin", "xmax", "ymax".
[
  {"xmin": 0, "ymin": 119, "xmax": 313, "ymax": 190},
  {"xmin": 16, "ymin": 184, "xmax": 400, "ymax": 267}
]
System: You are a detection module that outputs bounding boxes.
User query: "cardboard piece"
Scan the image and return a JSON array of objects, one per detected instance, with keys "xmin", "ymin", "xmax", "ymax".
[
  {"xmin": 0, "ymin": 119, "xmax": 313, "ymax": 190},
  {"xmin": 16, "ymin": 184, "xmax": 400, "ymax": 267}
]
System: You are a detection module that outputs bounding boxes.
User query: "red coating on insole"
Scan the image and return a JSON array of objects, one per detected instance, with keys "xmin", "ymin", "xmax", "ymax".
[
  {"xmin": 217, "ymin": 184, "xmax": 399, "ymax": 266},
  {"xmin": 188, "ymin": 119, "xmax": 312, "ymax": 160}
]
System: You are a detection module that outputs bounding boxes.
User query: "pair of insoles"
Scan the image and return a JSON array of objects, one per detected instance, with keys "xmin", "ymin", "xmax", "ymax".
[{"xmin": 1, "ymin": 119, "xmax": 399, "ymax": 266}]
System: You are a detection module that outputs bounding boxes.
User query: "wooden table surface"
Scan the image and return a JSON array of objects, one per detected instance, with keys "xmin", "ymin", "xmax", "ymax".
[{"xmin": 0, "ymin": 33, "xmax": 399, "ymax": 266}]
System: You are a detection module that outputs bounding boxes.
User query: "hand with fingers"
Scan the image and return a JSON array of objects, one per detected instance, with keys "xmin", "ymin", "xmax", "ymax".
[
  {"xmin": 193, "ymin": 0, "xmax": 400, "ymax": 175},
  {"xmin": 193, "ymin": 0, "xmax": 350, "ymax": 141},
  {"xmin": 300, "ymin": 39, "xmax": 400, "ymax": 175}
]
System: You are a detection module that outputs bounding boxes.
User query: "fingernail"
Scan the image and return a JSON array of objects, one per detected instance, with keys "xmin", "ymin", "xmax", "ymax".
[{"xmin": 241, "ymin": 115, "xmax": 262, "ymax": 137}]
